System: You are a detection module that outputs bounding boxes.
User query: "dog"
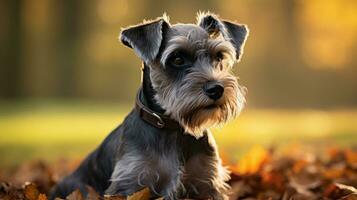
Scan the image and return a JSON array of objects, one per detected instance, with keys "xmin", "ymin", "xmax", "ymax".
[{"xmin": 50, "ymin": 12, "xmax": 249, "ymax": 200}]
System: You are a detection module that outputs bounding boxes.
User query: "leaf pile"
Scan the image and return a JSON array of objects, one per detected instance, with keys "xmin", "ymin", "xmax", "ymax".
[
  {"xmin": 0, "ymin": 146, "xmax": 356, "ymax": 200},
  {"xmin": 227, "ymin": 145, "xmax": 357, "ymax": 200}
]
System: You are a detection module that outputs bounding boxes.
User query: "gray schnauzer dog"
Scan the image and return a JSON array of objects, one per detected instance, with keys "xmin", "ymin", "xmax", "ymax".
[{"xmin": 51, "ymin": 12, "xmax": 248, "ymax": 200}]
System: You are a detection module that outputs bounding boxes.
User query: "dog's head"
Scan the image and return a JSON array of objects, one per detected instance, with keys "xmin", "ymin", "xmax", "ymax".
[{"xmin": 120, "ymin": 12, "xmax": 249, "ymax": 137}]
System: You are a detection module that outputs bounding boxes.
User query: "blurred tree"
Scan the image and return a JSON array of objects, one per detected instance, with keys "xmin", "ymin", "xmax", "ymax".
[
  {"xmin": 0, "ymin": 0, "xmax": 23, "ymax": 98},
  {"xmin": 55, "ymin": 1, "xmax": 83, "ymax": 97},
  {"xmin": 0, "ymin": 0, "xmax": 356, "ymax": 108}
]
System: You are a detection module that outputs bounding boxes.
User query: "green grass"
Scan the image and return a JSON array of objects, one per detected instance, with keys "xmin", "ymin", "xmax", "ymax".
[{"xmin": 0, "ymin": 101, "xmax": 356, "ymax": 168}]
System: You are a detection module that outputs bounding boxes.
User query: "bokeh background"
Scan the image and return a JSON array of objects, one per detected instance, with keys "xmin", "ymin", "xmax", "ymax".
[{"xmin": 1, "ymin": 0, "xmax": 357, "ymax": 168}]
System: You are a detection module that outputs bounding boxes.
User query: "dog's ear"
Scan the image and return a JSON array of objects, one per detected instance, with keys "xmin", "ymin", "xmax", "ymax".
[
  {"xmin": 197, "ymin": 12, "xmax": 249, "ymax": 61},
  {"xmin": 197, "ymin": 13, "xmax": 225, "ymax": 38},
  {"xmin": 120, "ymin": 16, "xmax": 170, "ymax": 63},
  {"xmin": 221, "ymin": 20, "xmax": 249, "ymax": 61}
]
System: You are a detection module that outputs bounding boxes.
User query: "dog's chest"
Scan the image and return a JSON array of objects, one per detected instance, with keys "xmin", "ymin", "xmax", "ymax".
[{"xmin": 109, "ymin": 130, "xmax": 215, "ymax": 196}]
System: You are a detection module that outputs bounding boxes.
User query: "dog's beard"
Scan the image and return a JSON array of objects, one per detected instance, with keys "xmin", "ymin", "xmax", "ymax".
[
  {"xmin": 153, "ymin": 70, "xmax": 246, "ymax": 138},
  {"xmin": 179, "ymin": 83, "xmax": 245, "ymax": 138}
]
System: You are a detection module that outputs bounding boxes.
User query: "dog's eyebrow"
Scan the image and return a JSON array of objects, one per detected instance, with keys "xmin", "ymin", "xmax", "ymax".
[
  {"xmin": 161, "ymin": 36, "xmax": 193, "ymax": 65},
  {"xmin": 161, "ymin": 36, "xmax": 236, "ymax": 67},
  {"xmin": 206, "ymin": 39, "xmax": 236, "ymax": 61}
]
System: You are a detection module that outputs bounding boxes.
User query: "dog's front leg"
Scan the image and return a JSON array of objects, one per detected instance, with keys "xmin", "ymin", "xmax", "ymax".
[
  {"xmin": 183, "ymin": 153, "xmax": 231, "ymax": 200},
  {"xmin": 182, "ymin": 132, "xmax": 231, "ymax": 200},
  {"xmin": 105, "ymin": 151, "xmax": 182, "ymax": 200}
]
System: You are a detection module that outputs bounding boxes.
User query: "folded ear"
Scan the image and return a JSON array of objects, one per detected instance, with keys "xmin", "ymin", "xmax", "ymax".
[
  {"xmin": 222, "ymin": 20, "xmax": 249, "ymax": 61},
  {"xmin": 197, "ymin": 12, "xmax": 249, "ymax": 61},
  {"xmin": 120, "ymin": 17, "xmax": 170, "ymax": 63},
  {"xmin": 197, "ymin": 13, "xmax": 226, "ymax": 38}
]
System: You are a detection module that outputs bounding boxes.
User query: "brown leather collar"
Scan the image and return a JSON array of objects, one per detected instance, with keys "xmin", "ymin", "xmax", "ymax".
[{"xmin": 135, "ymin": 88, "xmax": 182, "ymax": 129}]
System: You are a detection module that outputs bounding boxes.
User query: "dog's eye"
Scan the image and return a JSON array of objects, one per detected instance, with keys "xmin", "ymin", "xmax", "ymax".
[
  {"xmin": 215, "ymin": 51, "xmax": 224, "ymax": 62},
  {"xmin": 172, "ymin": 56, "xmax": 185, "ymax": 66},
  {"xmin": 168, "ymin": 51, "xmax": 190, "ymax": 67}
]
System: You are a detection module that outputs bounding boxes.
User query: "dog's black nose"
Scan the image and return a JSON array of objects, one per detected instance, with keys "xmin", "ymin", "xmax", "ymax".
[{"xmin": 203, "ymin": 81, "xmax": 224, "ymax": 100}]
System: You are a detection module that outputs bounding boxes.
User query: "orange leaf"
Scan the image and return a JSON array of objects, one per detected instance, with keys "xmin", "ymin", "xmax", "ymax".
[
  {"xmin": 66, "ymin": 189, "xmax": 84, "ymax": 200},
  {"xmin": 104, "ymin": 194, "xmax": 126, "ymax": 200},
  {"xmin": 24, "ymin": 182, "xmax": 40, "ymax": 200},
  {"xmin": 261, "ymin": 171, "xmax": 285, "ymax": 191},
  {"xmin": 231, "ymin": 145, "xmax": 270, "ymax": 175},
  {"xmin": 323, "ymin": 164, "xmax": 345, "ymax": 179},
  {"xmin": 292, "ymin": 160, "xmax": 308, "ymax": 173},
  {"xmin": 127, "ymin": 187, "xmax": 151, "ymax": 200},
  {"xmin": 345, "ymin": 149, "xmax": 357, "ymax": 168},
  {"xmin": 38, "ymin": 194, "xmax": 48, "ymax": 200}
]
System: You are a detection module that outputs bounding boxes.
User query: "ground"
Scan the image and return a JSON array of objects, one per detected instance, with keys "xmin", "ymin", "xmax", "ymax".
[{"xmin": 0, "ymin": 102, "xmax": 356, "ymax": 199}]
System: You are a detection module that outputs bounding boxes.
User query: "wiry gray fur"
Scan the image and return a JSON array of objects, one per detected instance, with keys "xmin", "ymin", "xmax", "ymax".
[{"xmin": 50, "ymin": 12, "xmax": 249, "ymax": 200}]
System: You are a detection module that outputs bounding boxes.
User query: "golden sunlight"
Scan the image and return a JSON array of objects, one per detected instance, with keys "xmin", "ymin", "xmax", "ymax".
[{"xmin": 297, "ymin": 0, "xmax": 357, "ymax": 69}]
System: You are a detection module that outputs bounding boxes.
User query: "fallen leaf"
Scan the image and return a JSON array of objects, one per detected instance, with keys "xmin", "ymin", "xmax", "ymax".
[
  {"xmin": 292, "ymin": 160, "xmax": 308, "ymax": 174},
  {"xmin": 339, "ymin": 193, "xmax": 357, "ymax": 200},
  {"xmin": 66, "ymin": 189, "xmax": 84, "ymax": 200},
  {"xmin": 323, "ymin": 163, "xmax": 346, "ymax": 179},
  {"xmin": 86, "ymin": 186, "xmax": 101, "ymax": 200},
  {"xmin": 324, "ymin": 183, "xmax": 357, "ymax": 199},
  {"xmin": 13, "ymin": 160, "xmax": 55, "ymax": 193},
  {"xmin": 24, "ymin": 182, "xmax": 40, "ymax": 200},
  {"xmin": 345, "ymin": 149, "xmax": 357, "ymax": 169},
  {"xmin": 104, "ymin": 194, "xmax": 126, "ymax": 200},
  {"xmin": 38, "ymin": 193, "xmax": 48, "ymax": 200},
  {"xmin": 229, "ymin": 180, "xmax": 253, "ymax": 199},
  {"xmin": 231, "ymin": 145, "xmax": 270, "ymax": 175},
  {"xmin": 0, "ymin": 146, "xmax": 356, "ymax": 200},
  {"xmin": 127, "ymin": 187, "xmax": 151, "ymax": 200},
  {"xmin": 261, "ymin": 170, "xmax": 285, "ymax": 191},
  {"xmin": 0, "ymin": 182, "xmax": 25, "ymax": 200}
]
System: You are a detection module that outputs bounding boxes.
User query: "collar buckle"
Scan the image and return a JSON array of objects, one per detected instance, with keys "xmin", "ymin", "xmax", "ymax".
[
  {"xmin": 152, "ymin": 112, "xmax": 165, "ymax": 128},
  {"xmin": 135, "ymin": 87, "xmax": 181, "ymax": 130}
]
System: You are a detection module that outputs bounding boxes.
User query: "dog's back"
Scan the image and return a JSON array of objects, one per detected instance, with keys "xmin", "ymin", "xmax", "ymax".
[{"xmin": 50, "ymin": 125, "xmax": 121, "ymax": 199}]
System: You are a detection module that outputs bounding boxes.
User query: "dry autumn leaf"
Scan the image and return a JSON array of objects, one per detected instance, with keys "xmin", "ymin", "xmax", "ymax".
[
  {"xmin": 24, "ymin": 182, "xmax": 40, "ymax": 200},
  {"xmin": 230, "ymin": 145, "xmax": 270, "ymax": 175},
  {"xmin": 38, "ymin": 193, "xmax": 48, "ymax": 200},
  {"xmin": 345, "ymin": 149, "xmax": 357, "ymax": 169},
  {"xmin": 66, "ymin": 189, "xmax": 84, "ymax": 200},
  {"xmin": 324, "ymin": 183, "xmax": 357, "ymax": 199},
  {"xmin": 0, "ymin": 146, "xmax": 356, "ymax": 200},
  {"xmin": 86, "ymin": 186, "xmax": 101, "ymax": 200},
  {"xmin": 340, "ymin": 193, "xmax": 357, "ymax": 200},
  {"xmin": 104, "ymin": 194, "xmax": 126, "ymax": 200},
  {"xmin": 127, "ymin": 187, "xmax": 151, "ymax": 200}
]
